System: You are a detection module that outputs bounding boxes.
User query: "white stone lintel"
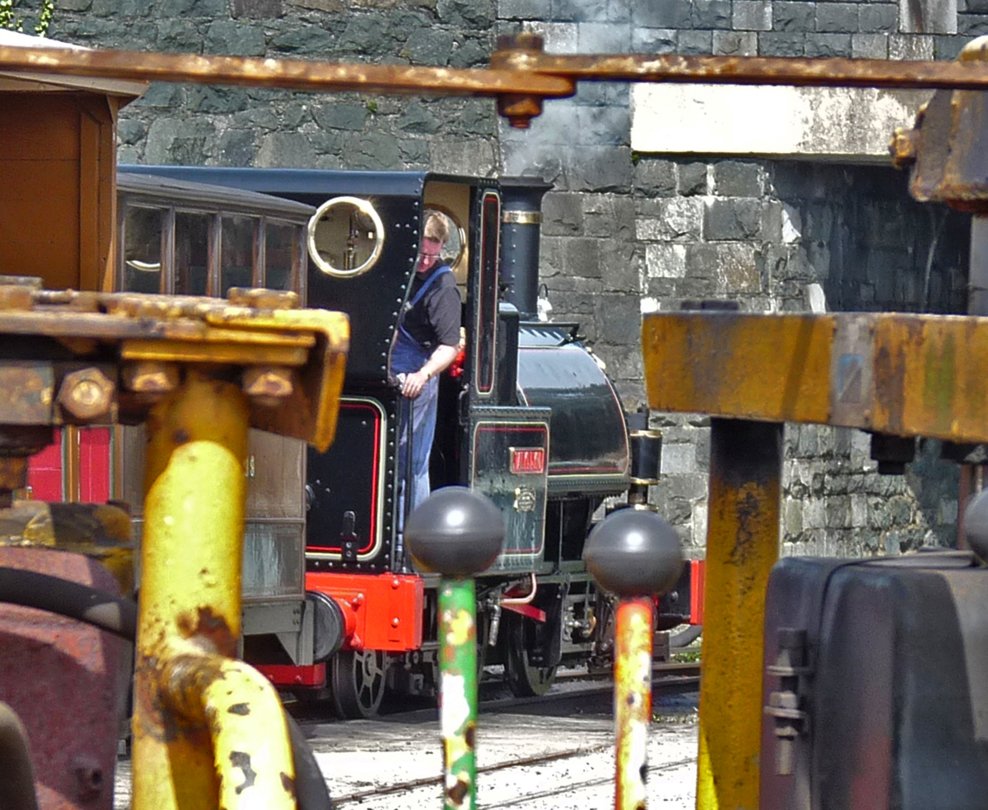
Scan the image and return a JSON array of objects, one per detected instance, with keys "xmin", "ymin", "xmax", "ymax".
[{"xmin": 631, "ymin": 83, "xmax": 933, "ymax": 162}]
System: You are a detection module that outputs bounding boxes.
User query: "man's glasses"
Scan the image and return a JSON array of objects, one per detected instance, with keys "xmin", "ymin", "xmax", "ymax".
[{"xmin": 418, "ymin": 250, "xmax": 442, "ymax": 261}]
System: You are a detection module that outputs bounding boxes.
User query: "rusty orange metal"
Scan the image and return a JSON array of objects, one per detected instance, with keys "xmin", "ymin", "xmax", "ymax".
[
  {"xmin": 613, "ymin": 596, "xmax": 652, "ymax": 810},
  {"xmin": 642, "ymin": 311, "xmax": 988, "ymax": 445},
  {"xmin": 695, "ymin": 420, "xmax": 783, "ymax": 810}
]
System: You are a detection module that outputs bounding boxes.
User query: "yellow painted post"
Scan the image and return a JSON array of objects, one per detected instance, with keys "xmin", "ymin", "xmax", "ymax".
[
  {"xmin": 132, "ymin": 369, "xmax": 294, "ymax": 810},
  {"xmin": 696, "ymin": 419, "xmax": 782, "ymax": 810}
]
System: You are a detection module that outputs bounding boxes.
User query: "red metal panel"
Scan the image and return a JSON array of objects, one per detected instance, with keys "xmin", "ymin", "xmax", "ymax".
[
  {"xmin": 256, "ymin": 663, "xmax": 326, "ymax": 688},
  {"xmin": 690, "ymin": 559, "xmax": 706, "ymax": 625},
  {"xmin": 79, "ymin": 428, "xmax": 111, "ymax": 503},
  {"xmin": 27, "ymin": 432, "xmax": 63, "ymax": 501},
  {"xmin": 305, "ymin": 571, "xmax": 424, "ymax": 651},
  {"xmin": 0, "ymin": 547, "xmax": 128, "ymax": 810}
]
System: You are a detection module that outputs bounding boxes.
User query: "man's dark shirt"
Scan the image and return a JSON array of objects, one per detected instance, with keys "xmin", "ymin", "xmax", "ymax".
[{"xmin": 402, "ymin": 264, "xmax": 461, "ymax": 351}]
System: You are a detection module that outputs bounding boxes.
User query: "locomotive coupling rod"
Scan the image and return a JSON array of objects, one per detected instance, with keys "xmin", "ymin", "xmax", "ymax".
[
  {"xmin": 583, "ymin": 508, "xmax": 682, "ymax": 810},
  {"xmin": 133, "ymin": 369, "xmax": 295, "ymax": 810}
]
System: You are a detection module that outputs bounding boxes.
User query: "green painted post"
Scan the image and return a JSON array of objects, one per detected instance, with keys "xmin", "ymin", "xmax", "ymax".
[{"xmin": 405, "ymin": 486, "xmax": 505, "ymax": 810}]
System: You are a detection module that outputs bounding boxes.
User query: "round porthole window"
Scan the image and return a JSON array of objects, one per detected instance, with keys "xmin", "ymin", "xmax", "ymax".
[{"xmin": 307, "ymin": 196, "xmax": 385, "ymax": 279}]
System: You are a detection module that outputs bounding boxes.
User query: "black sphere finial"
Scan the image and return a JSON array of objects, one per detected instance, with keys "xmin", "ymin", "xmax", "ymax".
[
  {"xmin": 405, "ymin": 487, "xmax": 505, "ymax": 577},
  {"xmin": 964, "ymin": 488, "xmax": 988, "ymax": 565},
  {"xmin": 583, "ymin": 508, "xmax": 683, "ymax": 597}
]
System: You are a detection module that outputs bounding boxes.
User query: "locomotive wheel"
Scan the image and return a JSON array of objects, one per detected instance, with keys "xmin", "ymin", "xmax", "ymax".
[
  {"xmin": 504, "ymin": 614, "xmax": 557, "ymax": 697},
  {"xmin": 329, "ymin": 650, "xmax": 388, "ymax": 719}
]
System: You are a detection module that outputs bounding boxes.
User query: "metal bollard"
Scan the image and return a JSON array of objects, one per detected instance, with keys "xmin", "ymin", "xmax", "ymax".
[
  {"xmin": 405, "ymin": 487, "xmax": 505, "ymax": 810},
  {"xmin": 583, "ymin": 507, "xmax": 683, "ymax": 810}
]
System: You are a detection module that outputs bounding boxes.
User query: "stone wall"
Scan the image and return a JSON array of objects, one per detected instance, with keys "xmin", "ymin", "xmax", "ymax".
[
  {"xmin": 495, "ymin": 2, "xmax": 976, "ymax": 554},
  {"xmin": 53, "ymin": 0, "xmax": 501, "ymax": 175},
  {"xmin": 47, "ymin": 0, "xmax": 979, "ymax": 554}
]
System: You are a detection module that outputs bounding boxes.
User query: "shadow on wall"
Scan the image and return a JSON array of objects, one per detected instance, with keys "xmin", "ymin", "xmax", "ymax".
[{"xmin": 769, "ymin": 162, "xmax": 970, "ymax": 315}]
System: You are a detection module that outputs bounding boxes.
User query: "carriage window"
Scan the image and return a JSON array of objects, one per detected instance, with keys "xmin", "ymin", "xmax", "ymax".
[
  {"xmin": 174, "ymin": 212, "xmax": 210, "ymax": 296},
  {"xmin": 123, "ymin": 206, "xmax": 163, "ymax": 293},
  {"xmin": 222, "ymin": 215, "xmax": 257, "ymax": 293},
  {"xmin": 265, "ymin": 222, "xmax": 297, "ymax": 292},
  {"xmin": 307, "ymin": 196, "xmax": 384, "ymax": 279}
]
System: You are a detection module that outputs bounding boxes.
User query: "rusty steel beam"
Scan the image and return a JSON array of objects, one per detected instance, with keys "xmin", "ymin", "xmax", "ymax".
[
  {"xmin": 0, "ymin": 42, "xmax": 575, "ymax": 98},
  {"xmin": 642, "ymin": 310, "xmax": 988, "ymax": 446},
  {"xmin": 0, "ymin": 286, "xmax": 349, "ymax": 453}
]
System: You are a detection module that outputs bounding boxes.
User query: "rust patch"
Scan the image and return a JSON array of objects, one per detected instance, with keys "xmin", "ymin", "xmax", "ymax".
[
  {"xmin": 229, "ymin": 751, "xmax": 256, "ymax": 795},
  {"xmin": 172, "ymin": 428, "xmax": 190, "ymax": 445},
  {"xmin": 447, "ymin": 778, "xmax": 470, "ymax": 805},
  {"xmin": 281, "ymin": 772, "xmax": 296, "ymax": 797},
  {"xmin": 465, "ymin": 722, "xmax": 476, "ymax": 748}
]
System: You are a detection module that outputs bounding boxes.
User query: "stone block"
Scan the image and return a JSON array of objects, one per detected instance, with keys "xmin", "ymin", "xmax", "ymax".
[
  {"xmin": 852, "ymin": 33, "xmax": 889, "ymax": 57},
  {"xmin": 215, "ymin": 130, "xmax": 257, "ymax": 166},
  {"xmin": 437, "ymin": 0, "xmax": 493, "ymax": 27},
  {"xmin": 633, "ymin": 160, "xmax": 677, "ymax": 197},
  {"xmin": 900, "ymin": 0, "xmax": 958, "ymax": 33},
  {"xmin": 257, "ymin": 131, "xmax": 319, "ymax": 167},
  {"xmin": 429, "ymin": 139, "xmax": 496, "ymax": 175},
  {"xmin": 230, "ymin": 0, "xmax": 283, "ymax": 16},
  {"xmin": 678, "ymin": 29, "xmax": 714, "ymax": 53},
  {"xmin": 704, "ymin": 198, "xmax": 764, "ymax": 240},
  {"xmin": 686, "ymin": 242, "xmax": 761, "ymax": 293},
  {"xmin": 595, "ymin": 293, "xmax": 642, "ymax": 343},
  {"xmin": 933, "ymin": 33, "xmax": 966, "ymax": 57},
  {"xmin": 678, "ymin": 162, "xmax": 708, "ymax": 196},
  {"xmin": 311, "ymin": 102, "xmax": 368, "ymax": 131},
  {"xmin": 773, "ymin": 1, "xmax": 814, "ymax": 31},
  {"xmin": 816, "ymin": 3, "xmax": 861, "ymax": 32},
  {"xmin": 713, "ymin": 31, "xmax": 758, "ymax": 54},
  {"xmin": 287, "ymin": 0, "xmax": 343, "ymax": 9},
  {"xmin": 566, "ymin": 146, "xmax": 634, "ymax": 192},
  {"xmin": 543, "ymin": 193, "xmax": 584, "ymax": 235},
  {"xmin": 450, "ymin": 37, "xmax": 489, "ymax": 67},
  {"xmin": 661, "ymin": 443, "xmax": 698, "ymax": 475},
  {"xmin": 145, "ymin": 118, "xmax": 217, "ymax": 165},
  {"xmin": 859, "ymin": 2, "xmax": 899, "ymax": 31},
  {"xmin": 575, "ymin": 104, "xmax": 631, "ymax": 147},
  {"xmin": 186, "ymin": 86, "xmax": 249, "ymax": 114},
  {"xmin": 961, "ymin": 11, "xmax": 988, "ymax": 31},
  {"xmin": 712, "ymin": 161, "xmax": 764, "ymax": 197},
  {"xmin": 634, "ymin": 0, "xmax": 691, "ymax": 28},
  {"xmin": 645, "ymin": 244, "xmax": 688, "ymax": 279},
  {"xmin": 564, "ymin": 238, "xmax": 603, "ymax": 278},
  {"xmin": 636, "ymin": 198, "xmax": 704, "ymax": 241},
  {"xmin": 584, "ymin": 194, "xmax": 636, "ymax": 239},
  {"xmin": 599, "ymin": 240, "xmax": 642, "ymax": 292},
  {"xmin": 270, "ymin": 24, "xmax": 336, "ymax": 52},
  {"xmin": 692, "ymin": 0, "xmax": 732, "ymax": 29},
  {"xmin": 577, "ymin": 21, "xmax": 632, "ymax": 51},
  {"xmin": 500, "ymin": 0, "xmax": 547, "ymax": 20},
  {"xmin": 757, "ymin": 31, "xmax": 806, "ymax": 55},
  {"xmin": 804, "ymin": 33, "xmax": 852, "ymax": 57},
  {"xmin": 733, "ymin": 0, "xmax": 772, "ymax": 30},
  {"xmin": 204, "ymin": 21, "xmax": 268, "ymax": 55},
  {"xmin": 632, "ymin": 26, "xmax": 677, "ymax": 52},
  {"xmin": 889, "ymin": 33, "xmax": 935, "ymax": 58},
  {"xmin": 397, "ymin": 103, "xmax": 443, "ymax": 135}
]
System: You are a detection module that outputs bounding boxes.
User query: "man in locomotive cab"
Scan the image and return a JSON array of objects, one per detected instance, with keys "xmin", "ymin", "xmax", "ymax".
[{"xmin": 392, "ymin": 210, "xmax": 461, "ymax": 542}]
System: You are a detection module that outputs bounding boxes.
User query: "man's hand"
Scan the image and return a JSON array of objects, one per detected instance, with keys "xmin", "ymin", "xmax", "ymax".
[{"xmin": 401, "ymin": 369, "xmax": 430, "ymax": 399}]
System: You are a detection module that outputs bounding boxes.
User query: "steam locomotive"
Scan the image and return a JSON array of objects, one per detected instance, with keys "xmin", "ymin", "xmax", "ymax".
[{"xmin": 112, "ymin": 164, "xmax": 697, "ymax": 718}]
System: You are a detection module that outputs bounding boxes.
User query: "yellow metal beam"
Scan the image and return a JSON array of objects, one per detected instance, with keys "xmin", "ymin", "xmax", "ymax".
[
  {"xmin": 642, "ymin": 311, "xmax": 988, "ymax": 445},
  {"xmin": 696, "ymin": 420, "xmax": 782, "ymax": 810}
]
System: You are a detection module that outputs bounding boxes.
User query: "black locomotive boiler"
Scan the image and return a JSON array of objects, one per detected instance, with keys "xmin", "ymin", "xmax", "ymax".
[{"xmin": 125, "ymin": 165, "xmax": 694, "ymax": 717}]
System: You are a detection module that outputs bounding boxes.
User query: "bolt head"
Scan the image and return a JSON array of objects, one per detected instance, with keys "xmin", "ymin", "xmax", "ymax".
[
  {"xmin": 406, "ymin": 487, "xmax": 505, "ymax": 577},
  {"xmin": 242, "ymin": 366, "xmax": 295, "ymax": 405},
  {"xmin": 57, "ymin": 368, "xmax": 115, "ymax": 421},
  {"xmin": 583, "ymin": 507, "xmax": 683, "ymax": 597}
]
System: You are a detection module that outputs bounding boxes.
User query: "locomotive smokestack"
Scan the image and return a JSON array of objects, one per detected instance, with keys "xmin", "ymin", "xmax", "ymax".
[{"xmin": 499, "ymin": 177, "xmax": 552, "ymax": 320}]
